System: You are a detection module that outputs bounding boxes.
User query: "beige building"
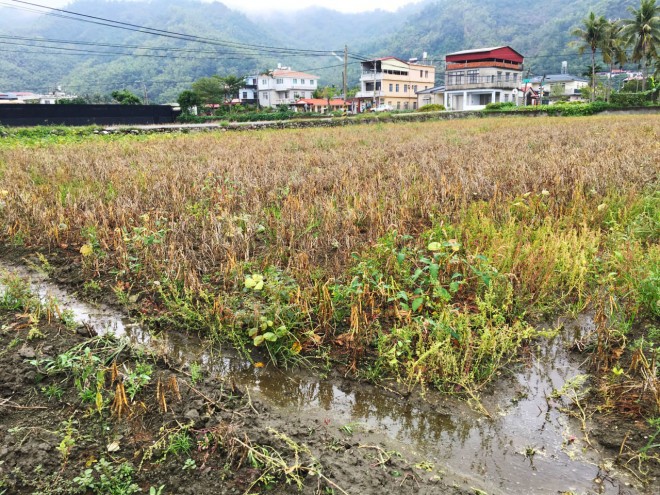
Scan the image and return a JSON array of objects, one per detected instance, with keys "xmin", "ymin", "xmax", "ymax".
[{"xmin": 355, "ymin": 56, "xmax": 436, "ymax": 111}]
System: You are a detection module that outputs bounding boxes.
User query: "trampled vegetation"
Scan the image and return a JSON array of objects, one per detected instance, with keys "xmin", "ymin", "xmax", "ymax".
[{"xmin": 0, "ymin": 116, "xmax": 658, "ymax": 412}]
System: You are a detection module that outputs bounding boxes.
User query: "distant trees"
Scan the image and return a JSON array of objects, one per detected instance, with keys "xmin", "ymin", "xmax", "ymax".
[
  {"xmin": 188, "ymin": 74, "xmax": 246, "ymax": 112},
  {"xmin": 111, "ymin": 90, "xmax": 142, "ymax": 105},
  {"xmin": 572, "ymin": 0, "xmax": 660, "ymax": 98},
  {"xmin": 621, "ymin": 0, "xmax": 660, "ymax": 91},
  {"xmin": 601, "ymin": 21, "xmax": 628, "ymax": 101},
  {"xmin": 177, "ymin": 90, "xmax": 202, "ymax": 114},
  {"xmin": 571, "ymin": 12, "xmax": 608, "ymax": 101}
]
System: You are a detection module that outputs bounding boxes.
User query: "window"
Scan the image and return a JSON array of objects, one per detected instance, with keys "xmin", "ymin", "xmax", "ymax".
[
  {"xmin": 504, "ymin": 94, "xmax": 509, "ymax": 102},
  {"xmin": 311, "ymin": 80, "xmax": 315, "ymax": 86},
  {"xmin": 389, "ymin": 83, "xmax": 393, "ymax": 92},
  {"xmin": 397, "ymin": 101, "xmax": 401, "ymax": 109},
  {"xmin": 413, "ymin": 102, "xmax": 417, "ymax": 109},
  {"xmin": 262, "ymin": 79, "xmax": 268, "ymax": 85},
  {"xmin": 404, "ymin": 85, "xmax": 408, "ymax": 93},
  {"xmin": 420, "ymin": 70, "xmax": 423, "ymax": 77},
  {"xmin": 425, "ymin": 70, "xmax": 429, "ymax": 78},
  {"xmin": 404, "ymin": 102, "xmax": 408, "ymax": 109},
  {"xmin": 513, "ymin": 74, "xmax": 518, "ymax": 83},
  {"xmin": 301, "ymin": 79, "xmax": 305, "ymax": 84},
  {"xmin": 413, "ymin": 85, "xmax": 417, "ymax": 91},
  {"xmin": 497, "ymin": 71, "xmax": 502, "ymax": 82},
  {"xmin": 505, "ymin": 72, "xmax": 510, "ymax": 81},
  {"xmin": 276, "ymin": 78, "xmax": 284, "ymax": 84},
  {"xmin": 395, "ymin": 84, "xmax": 399, "ymax": 92},
  {"xmin": 242, "ymin": 92, "xmax": 248, "ymax": 99},
  {"xmin": 293, "ymin": 79, "xmax": 298, "ymax": 84},
  {"xmin": 467, "ymin": 70, "xmax": 478, "ymax": 83}
]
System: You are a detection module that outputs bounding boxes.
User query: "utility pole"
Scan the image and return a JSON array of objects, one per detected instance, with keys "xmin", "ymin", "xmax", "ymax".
[{"xmin": 343, "ymin": 45, "xmax": 348, "ymax": 111}]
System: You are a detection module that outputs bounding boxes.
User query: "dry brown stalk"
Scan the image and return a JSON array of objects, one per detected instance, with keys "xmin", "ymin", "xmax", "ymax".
[{"xmin": 111, "ymin": 382, "xmax": 130, "ymax": 418}]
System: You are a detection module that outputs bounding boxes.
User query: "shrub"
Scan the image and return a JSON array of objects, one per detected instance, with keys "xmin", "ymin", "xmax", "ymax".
[
  {"xmin": 417, "ymin": 103, "xmax": 445, "ymax": 112},
  {"xmin": 610, "ymin": 92, "xmax": 652, "ymax": 107},
  {"xmin": 484, "ymin": 102, "xmax": 516, "ymax": 111}
]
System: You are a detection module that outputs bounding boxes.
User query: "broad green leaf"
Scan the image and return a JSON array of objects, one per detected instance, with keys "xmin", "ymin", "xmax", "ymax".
[{"xmin": 412, "ymin": 297, "xmax": 424, "ymax": 312}]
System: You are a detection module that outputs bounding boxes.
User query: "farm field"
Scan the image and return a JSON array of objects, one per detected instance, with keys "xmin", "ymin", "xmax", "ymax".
[{"xmin": 0, "ymin": 115, "xmax": 658, "ymax": 494}]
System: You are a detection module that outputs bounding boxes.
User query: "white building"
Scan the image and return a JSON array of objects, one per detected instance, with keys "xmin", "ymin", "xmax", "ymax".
[
  {"xmin": 528, "ymin": 74, "xmax": 589, "ymax": 102},
  {"xmin": 257, "ymin": 67, "xmax": 319, "ymax": 108}
]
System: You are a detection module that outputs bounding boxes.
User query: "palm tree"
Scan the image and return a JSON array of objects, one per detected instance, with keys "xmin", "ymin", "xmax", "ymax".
[
  {"xmin": 621, "ymin": 0, "xmax": 660, "ymax": 91},
  {"xmin": 602, "ymin": 20, "xmax": 628, "ymax": 101},
  {"xmin": 572, "ymin": 12, "xmax": 608, "ymax": 101}
]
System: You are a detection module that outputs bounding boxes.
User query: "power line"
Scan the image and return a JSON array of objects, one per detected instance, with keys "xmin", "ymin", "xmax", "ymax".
[{"xmin": 3, "ymin": 0, "xmax": 342, "ymax": 56}]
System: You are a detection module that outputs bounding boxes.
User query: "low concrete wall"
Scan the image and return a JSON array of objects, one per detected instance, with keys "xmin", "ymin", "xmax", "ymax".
[{"xmin": 10, "ymin": 106, "xmax": 654, "ymax": 137}]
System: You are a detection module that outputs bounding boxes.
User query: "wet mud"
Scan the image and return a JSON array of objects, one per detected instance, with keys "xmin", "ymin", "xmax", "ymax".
[{"xmin": 0, "ymin": 258, "xmax": 656, "ymax": 494}]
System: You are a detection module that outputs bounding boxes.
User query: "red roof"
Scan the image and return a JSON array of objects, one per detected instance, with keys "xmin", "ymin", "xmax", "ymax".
[{"xmin": 446, "ymin": 46, "xmax": 524, "ymax": 64}]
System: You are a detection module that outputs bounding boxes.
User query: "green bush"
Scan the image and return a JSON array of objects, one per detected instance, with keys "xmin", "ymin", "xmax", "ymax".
[
  {"xmin": 484, "ymin": 102, "xmax": 516, "ymax": 111},
  {"xmin": 610, "ymin": 92, "xmax": 652, "ymax": 107},
  {"xmin": 417, "ymin": 103, "xmax": 446, "ymax": 112}
]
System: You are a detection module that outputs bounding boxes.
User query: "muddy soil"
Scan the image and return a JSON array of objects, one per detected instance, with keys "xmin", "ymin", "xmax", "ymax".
[
  {"xmin": 1, "ymin": 248, "xmax": 658, "ymax": 495},
  {"xmin": 0, "ymin": 310, "xmax": 475, "ymax": 495}
]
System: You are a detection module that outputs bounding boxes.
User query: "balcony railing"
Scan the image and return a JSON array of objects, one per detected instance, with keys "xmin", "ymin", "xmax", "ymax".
[
  {"xmin": 446, "ymin": 61, "xmax": 523, "ymax": 71},
  {"xmin": 446, "ymin": 76, "xmax": 519, "ymax": 90},
  {"xmin": 355, "ymin": 90, "xmax": 384, "ymax": 99}
]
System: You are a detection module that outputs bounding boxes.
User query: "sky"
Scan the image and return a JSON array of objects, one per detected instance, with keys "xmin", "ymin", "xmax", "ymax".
[{"xmin": 14, "ymin": 0, "xmax": 421, "ymax": 14}]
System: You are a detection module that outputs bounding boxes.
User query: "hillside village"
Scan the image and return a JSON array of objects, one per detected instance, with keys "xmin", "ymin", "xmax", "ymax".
[{"xmin": 0, "ymin": 46, "xmax": 646, "ymax": 115}]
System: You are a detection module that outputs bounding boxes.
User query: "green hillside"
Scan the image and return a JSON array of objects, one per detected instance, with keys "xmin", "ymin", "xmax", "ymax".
[{"xmin": 0, "ymin": 0, "xmax": 644, "ymax": 102}]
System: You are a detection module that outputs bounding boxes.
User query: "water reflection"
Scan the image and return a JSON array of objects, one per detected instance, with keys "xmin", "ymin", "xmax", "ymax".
[{"xmin": 0, "ymin": 261, "xmax": 641, "ymax": 495}]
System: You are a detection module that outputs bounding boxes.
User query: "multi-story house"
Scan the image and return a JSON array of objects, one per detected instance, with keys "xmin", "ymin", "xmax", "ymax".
[
  {"xmin": 355, "ymin": 56, "xmax": 436, "ymax": 111},
  {"xmin": 528, "ymin": 74, "xmax": 589, "ymax": 103},
  {"xmin": 257, "ymin": 66, "xmax": 319, "ymax": 108},
  {"xmin": 239, "ymin": 75, "xmax": 259, "ymax": 106},
  {"xmin": 444, "ymin": 46, "xmax": 524, "ymax": 111}
]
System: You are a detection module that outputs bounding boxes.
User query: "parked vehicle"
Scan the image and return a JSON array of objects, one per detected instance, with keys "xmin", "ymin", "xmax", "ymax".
[{"xmin": 371, "ymin": 104, "xmax": 393, "ymax": 112}]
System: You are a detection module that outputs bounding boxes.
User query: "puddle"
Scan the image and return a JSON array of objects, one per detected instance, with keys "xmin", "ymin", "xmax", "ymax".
[{"xmin": 0, "ymin": 261, "xmax": 645, "ymax": 495}]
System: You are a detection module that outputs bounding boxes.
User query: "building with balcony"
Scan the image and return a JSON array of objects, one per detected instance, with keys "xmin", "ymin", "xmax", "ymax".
[
  {"xmin": 355, "ymin": 56, "xmax": 435, "ymax": 112},
  {"xmin": 257, "ymin": 66, "xmax": 319, "ymax": 108},
  {"xmin": 239, "ymin": 76, "xmax": 259, "ymax": 105},
  {"xmin": 528, "ymin": 74, "xmax": 589, "ymax": 103},
  {"xmin": 444, "ymin": 46, "xmax": 524, "ymax": 111}
]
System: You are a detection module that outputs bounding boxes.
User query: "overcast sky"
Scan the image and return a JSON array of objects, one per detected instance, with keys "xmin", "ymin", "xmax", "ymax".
[{"xmin": 12, "ymin": 0, "xmax": 421, "ymax": 14}]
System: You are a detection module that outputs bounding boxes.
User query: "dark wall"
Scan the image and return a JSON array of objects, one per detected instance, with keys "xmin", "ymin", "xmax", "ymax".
[{"xmin": 0, "ymin": 104, "xmax": 179, "ymax": 127}]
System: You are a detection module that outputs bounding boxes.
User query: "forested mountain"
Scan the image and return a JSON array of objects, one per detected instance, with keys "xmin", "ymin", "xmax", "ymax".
[
  {"xmin": 371, "ymin": 0, "xmax": 636, "ymax": 81},
  {"xmin": 0, "ymin": 0, "xmax": 641, "ymax": 103}
]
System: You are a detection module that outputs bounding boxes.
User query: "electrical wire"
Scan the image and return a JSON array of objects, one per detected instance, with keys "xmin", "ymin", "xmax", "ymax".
[{"xmin": 3, "ymin": 0, "xmax": 342, "ymax": 56}]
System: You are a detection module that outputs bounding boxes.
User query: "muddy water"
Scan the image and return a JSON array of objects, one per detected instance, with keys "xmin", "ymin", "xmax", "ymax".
[{"xmin": 0, "ymin": 261, "xmax": 644, "ymax": 495}]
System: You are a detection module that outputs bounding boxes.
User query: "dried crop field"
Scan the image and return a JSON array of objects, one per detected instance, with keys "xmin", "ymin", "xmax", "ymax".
[{"xmin": 0, "ymin": 116, "xmax": 658, "ymax": 405}]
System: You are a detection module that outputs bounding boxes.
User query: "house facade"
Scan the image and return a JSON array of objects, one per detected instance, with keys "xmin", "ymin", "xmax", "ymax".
[
  {"xmin": 239, "ymin": 76, "xmax": 259, "ymax": 105},
  {"xmin": 528, "ymin": 74, "xmax": 589, "ymax": 102},
  {"xmin": 355, "ymin": 57, "xmax": 435, "ymax": 111},
  {"xmin": 416, "ymin": 85, "xmax": 445, "ymax": 108},
  {"xmin": 444, "ymin": 46, "xmax": 524, "ymax": 111},
  {"xmin": 257, "ymin": 67, "xmax": 319, "ymax": 108},
  {"xmin": 291, "ymin": 98, "xmax": 347, "ymax": 113}
]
